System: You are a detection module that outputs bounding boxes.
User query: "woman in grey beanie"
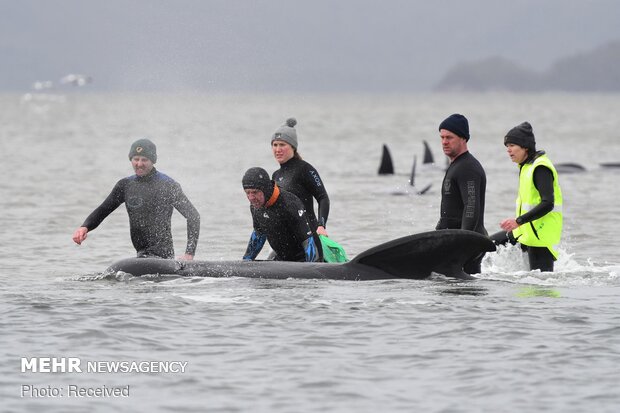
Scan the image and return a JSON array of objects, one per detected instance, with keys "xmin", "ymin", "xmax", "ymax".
[
  {"xmin": 492, "ymin": 121, "xmax": 564, "ymax": 272},
  {"xmin": 270, "ymin": 118, "xmax": 331, "ymax": 237}
]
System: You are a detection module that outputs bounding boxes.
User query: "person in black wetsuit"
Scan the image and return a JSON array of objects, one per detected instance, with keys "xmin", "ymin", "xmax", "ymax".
[
  {"xmin": 72, "ymin": 139, "xmax": 200, "ymax": 260},
  {"xmin": 436, "ymin": 114, "xmax": 488, "ymax": 274},
  {"xmin": 270, "ymin": 118, "xmax": 330, "ymax": 236},
  {"xmin": 492, "ymin": 122, "xmax": 563, "ymax": 272},
  {"xmin": 242, "ymin": 167, "xmax": 322, "ymax": 262}
]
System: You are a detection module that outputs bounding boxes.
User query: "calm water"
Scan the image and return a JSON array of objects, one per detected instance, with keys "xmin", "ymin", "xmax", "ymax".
[{"xmin": 1, "ymin": 92, "xmax": 619, "ymax": 412}]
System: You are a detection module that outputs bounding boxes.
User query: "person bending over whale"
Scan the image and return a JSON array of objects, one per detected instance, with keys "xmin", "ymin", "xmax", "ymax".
[
  {"xmin": 436, "ymin": 114, "xmax": 488, "ymax": 274},
  {"xmin": 270, "ymin": 118, "xmax": 330, "ymax": 236},
  {"xmin": 242, "ymin": 167, "xmax": 322, "ymax": 262},
  {"xmin": 72, "ymin": 138, "xmax": 200, "ymax": 260}
]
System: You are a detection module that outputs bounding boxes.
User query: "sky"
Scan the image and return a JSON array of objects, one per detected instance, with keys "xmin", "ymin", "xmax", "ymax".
[{"xmin": 2, "ymin": 0, "xmax": 620, "ymax": 93}]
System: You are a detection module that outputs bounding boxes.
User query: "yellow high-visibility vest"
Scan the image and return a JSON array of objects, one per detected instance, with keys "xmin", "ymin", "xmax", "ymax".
[{"xmin": 512, "ymin": 154, "xmax": 563, "ymax": 259}]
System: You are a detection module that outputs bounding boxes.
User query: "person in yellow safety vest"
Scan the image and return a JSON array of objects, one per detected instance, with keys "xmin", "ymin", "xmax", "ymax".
[{"xmin": 491, "ymin": 122, "xmax": 563, "ymax": 272}]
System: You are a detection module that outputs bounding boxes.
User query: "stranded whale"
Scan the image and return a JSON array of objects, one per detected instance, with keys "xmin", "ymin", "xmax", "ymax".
[{"xmin": 106, "ymin": 230, "xmax": 495, "ymax": 281}]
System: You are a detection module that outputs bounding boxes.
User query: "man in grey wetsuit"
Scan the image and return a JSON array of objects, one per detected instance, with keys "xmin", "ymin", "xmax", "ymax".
[{"xmin": 72, "ymin": 139, "xmax": 200, "ymax": 259}]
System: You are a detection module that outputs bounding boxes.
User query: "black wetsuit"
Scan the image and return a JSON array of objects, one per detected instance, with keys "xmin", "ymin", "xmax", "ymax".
[
  {"xmin": 81, "ymin": 168, "xmax": 200, "ymax": 259},
  {"xmin": 491, "ymin": 152, "xmax": 556, "ymax": 271},
  {"xmin": 272, "ymin": 157, "xmax": 330, "ymax": 231},
  {"xmin": 436, "ymin": 151, "xmax": 487, "ymax": 274},
  {"xmin": 243, "ymin": 187, "xmax": 322, "ymax": 262}
]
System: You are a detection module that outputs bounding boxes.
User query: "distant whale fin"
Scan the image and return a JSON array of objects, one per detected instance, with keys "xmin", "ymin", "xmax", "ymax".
[
  {"xmin": 350, "ymin": 229, "xmax": 495, "ymax": 280},
  {"xmin": 378, "ymin": 144, "xmax": 394, "ymax": 175},
  {"xmin": 409, "ymin": 155, "xmax": 417, "ymax": 186},
  {"xmin": 409, "ymin": 154, "xmax": 432, "ymax": 194},
  {"xmin": 423, "ymin": 140, "xmax": 434, "ymax": 164},
  {"xmin": 555, "ymin": 163, "xmax": 586, "ymax": 173},
  {"xmin": 416, "ymin": 183, "xmax": 432, "ymax": 195}
]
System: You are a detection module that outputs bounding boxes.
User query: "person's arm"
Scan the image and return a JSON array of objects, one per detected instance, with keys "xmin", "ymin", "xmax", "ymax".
[
  {"xmin": 286, "ymin": 196, "xmax": 321, "ymax": 262},
  {"xmin": 73, "ymin": 180, "xmax": 125, "ymax": 245},
  {"xmin": 500, "ymin": 166, "xmax": 555, "ymax": 232},
  {"xmin": 243, "ymin": 230, "xmax": 267, "ymax": 260},
  {"xmin": 171, "ymin": 183, "xmax": 201, "ymax": 259},
  {"xmin": 304, "ymin": 164, "xmax": 330, "ymax": 235},
  {"xmin": 457, "ymin": 168, "xmax": 483, "ymax": 231}
]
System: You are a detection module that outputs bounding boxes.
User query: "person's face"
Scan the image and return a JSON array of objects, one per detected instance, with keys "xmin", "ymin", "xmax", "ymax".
[
  {"xmin": 505, "ymin": 143, "xmax": 528, "ymax": 164},
  {"xmin": 272, "ymin": 140, "xmax": 295, "ymax": 164},
  {"xmin": 131, "ymin": 156, "xmax": 154, "ymax": 176},
  {"xmin": 439, "ymin": 129, "xmax": 466, "ymax": 160},
  {"xmin": 245, "ymin": 188, "xmax": 266, "ymax": 208}
]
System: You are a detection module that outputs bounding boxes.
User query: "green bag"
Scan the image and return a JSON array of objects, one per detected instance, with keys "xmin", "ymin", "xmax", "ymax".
[{"xmin": 320, "ymin": 235, "xmax": 349, "ymax": 263}]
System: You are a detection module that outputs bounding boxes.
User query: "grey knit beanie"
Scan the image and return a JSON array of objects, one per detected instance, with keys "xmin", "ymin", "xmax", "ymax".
[
  {"xmin": 271, "ymin": 118, "xmax": 298, "ymax": 150},
  {"xmin": 128, "ymin": 138, "xmax": 157, "ymax": 163}
]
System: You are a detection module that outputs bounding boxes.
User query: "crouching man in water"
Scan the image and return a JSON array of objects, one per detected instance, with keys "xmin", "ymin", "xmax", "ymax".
[
  {"xmin": 242, "ymin": 167, "xmax": 322, "ymax": 262},
  {"xmin": 72, "ymin": 138, "xmax": 200, "ymax": 260}
]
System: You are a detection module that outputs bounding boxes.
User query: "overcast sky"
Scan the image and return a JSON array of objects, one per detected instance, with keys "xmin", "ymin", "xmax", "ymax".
[{"xmin": 2, "ymin": 0, "xmax": 620, "ymax": 93}]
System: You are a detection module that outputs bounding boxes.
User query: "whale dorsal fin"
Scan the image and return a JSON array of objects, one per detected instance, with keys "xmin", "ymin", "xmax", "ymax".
[
  {"xmin": 378, "ymin": 144, "xmax": 394, "ymax": 175},
  {"xmin": 350, "ymin": 230, "xmax": 495, "ymax": 279}
]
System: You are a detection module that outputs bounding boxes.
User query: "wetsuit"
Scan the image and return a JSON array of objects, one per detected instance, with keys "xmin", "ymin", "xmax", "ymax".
[
  {"xmin": 491, "ymin": 152, "xmax": 557, "ymax": 271},
  {"xmin": 436, "ymin": 151, "xmax": 487, "ymax": 274},
  {"xmin": 243, "ymin": 186, "xmax": 322, "ymax": 262},
  {"xmin": 81, "ymin": 168, "xmax": 200, "ymax": 259},
  {"xmin": 272, "ymin": 157, "xmax": 330, "ymax": 231}
]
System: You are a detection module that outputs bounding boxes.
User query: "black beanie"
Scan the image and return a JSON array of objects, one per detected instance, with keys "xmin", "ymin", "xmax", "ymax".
[
  {"xmin": 242, "ymin": 167, "xmax": 275, "ymax": 200},
  {"xmin": 439, "ymin": 114, "xmax": 470, "ymax": 141},
  {"xmin": 128, "ymin": 138, "xmax": 157, "ymax": 163},
  {"xmin": 504, "ymin": 122, "xmax": 536, "ymax": 152}
]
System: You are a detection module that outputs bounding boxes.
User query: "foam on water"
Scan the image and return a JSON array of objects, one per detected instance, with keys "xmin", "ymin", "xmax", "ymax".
[{"xmin": 481, "ymin": 242, "xmax": 619, "ymax": 287}]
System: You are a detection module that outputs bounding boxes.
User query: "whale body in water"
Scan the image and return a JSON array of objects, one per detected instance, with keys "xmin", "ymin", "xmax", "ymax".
[{"xmin": 106, "ymin": 230, "xmax": 496, "ymax": 281}]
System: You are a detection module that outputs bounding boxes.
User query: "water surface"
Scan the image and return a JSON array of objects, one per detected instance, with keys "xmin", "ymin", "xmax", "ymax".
[{"xmin": 1, "ymin": 92, "xmax": 619, "ymax": 412}]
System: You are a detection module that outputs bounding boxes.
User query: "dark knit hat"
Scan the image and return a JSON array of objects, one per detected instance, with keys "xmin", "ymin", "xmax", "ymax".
[
  {"xmin": 242, "ymin": 167, "xmax": 274, "ymax": 200},
  {"xmin": 439, "ymin": 114, "xmax": 470, "ymax": 141},
  {"xmin": 504, "ymin": 122, "xmax": 536, "ymax": 152},
  {"xmin": 271, "ymin": 118, "xmax": 298, "ymax": 150},
  {"xmin": 128, "ymin": 138, "xmax": 157, "ymax": 163}
]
